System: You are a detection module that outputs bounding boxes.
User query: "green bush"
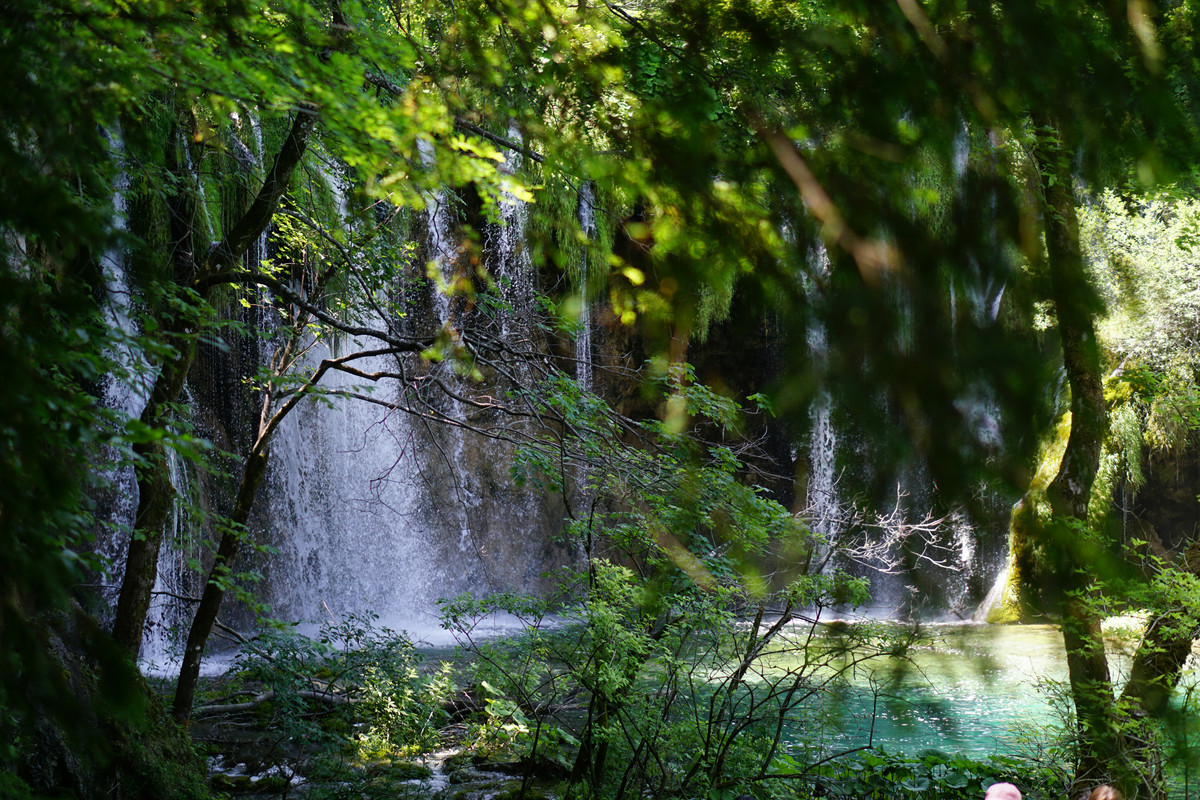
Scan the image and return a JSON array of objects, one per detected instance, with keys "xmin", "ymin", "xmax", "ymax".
[{"xmin": 230, "ymin": 613, "xmax": 452, "ymax": 768}]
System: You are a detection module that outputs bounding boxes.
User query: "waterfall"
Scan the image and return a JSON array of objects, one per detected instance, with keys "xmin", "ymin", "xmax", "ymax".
[
  {"xmin": 249, "ymin": 138, "xmax": 449, "ymax": 636},
  {"xmin": 419, "ymin": 139, "xmax": 458, "ymax": 326},
  {"xmin": 806, "ymin": 343, "xmax": 840, "ymax": 540},
  {"xmin": 251, "ymin": 169, "xmax": 570, "ymax": 643},
  {"xmin": 804, "ymin": 244, "xmax": 841, "ymax": 543},
  {"xmin": 95, "ymin": 128, "xmax": 199, "ymax": 663},
  {"xmin": 140, "ymin": 440, "xmax": 204, "ymax": 669},
  {"xmin": 953, "ymin": 125, "xmax": 970, "ymax": 179},
  {"xmin": 258, "ymin": 341, "xmax": 444, "ymax": 635},
  {"xmin": 95, "ymin": 127, "xmax": 140, "ymax": 610},
  {"xmin": 92, "ymin": 121, "xmax": 1026, "ymax": 676},
  {"xmin": 99, "ymin": 128, "xmax": 148, "ymax": 418},
  {"xmin": 800, "ymin": 242, "xmax": 1014, "ymax": 620},
  {"xmin": 494, "ymin": 122, "xmax": 536, "ymax": 329},
  {"xmin": 88, "ymin": 121, "xmax": 579, "ymax": 669},
  {"xmin": 575, "ymin": 183, "xmax": 597, "ymax": 389},
  {"xmin": 943, "ymin": 509, "xmax": 978, "ymax": 615},
  {"xmin": 246, "ymin": 111, "xmax": 270, "ymax": 285}
]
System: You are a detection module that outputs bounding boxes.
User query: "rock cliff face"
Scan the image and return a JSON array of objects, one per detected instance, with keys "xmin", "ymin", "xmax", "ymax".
[
  {"xmin": 1130, "ymin": 448, "xmax": 1200, "ymax": 557},
  {"xmin": 16, "ymin": 604, "xmax": 209, "ymax": 800}
]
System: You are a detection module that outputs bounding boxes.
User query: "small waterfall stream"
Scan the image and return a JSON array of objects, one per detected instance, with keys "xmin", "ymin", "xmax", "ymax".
[
  {"xmin": 494, "ymin": 123, "xmax": 536, "ymax": 329},
  {"xmin": 575, "ymin": 183, "xmax": 597, "ymax": 390},
  {"xmin": 800, "ymin": 244, "xmax": 1011, "ymax": 620},
  {"xmin": 140, "ymin": 441, "xmax": 205, "ymax": 667}
]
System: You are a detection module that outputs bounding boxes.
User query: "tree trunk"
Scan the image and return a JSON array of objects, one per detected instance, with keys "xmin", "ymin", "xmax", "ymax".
[
  {"xmin": 109, "ymin": 439, "xmax": 172, "ymax": 655},
  {"xmin": 109, "ymin": 109, "xmax": 315, "ymax": 659},
  {"xmin": 172, "ymin": 446, "xmax": 270, "ymax": 722},
  {"xmin": 1032, "ymin": 117, "xmax": 1126, "ymax": 796},
  {"xmin": 1111, "ymin": 537, "xmax": 1200, "ymax": 799},
  {"xmin": 111, "ymin": 112, "xmax": 200, "ymax": 657}
]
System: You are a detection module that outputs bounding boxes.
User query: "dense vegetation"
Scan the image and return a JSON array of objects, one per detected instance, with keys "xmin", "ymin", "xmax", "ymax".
[{"xmin": 3, "ymin": 1, "xmax": 1200, "ymax": 799}]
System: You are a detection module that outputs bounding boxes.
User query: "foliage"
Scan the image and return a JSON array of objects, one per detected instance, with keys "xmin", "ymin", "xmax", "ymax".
[
  {"xmin": 798, "ymin": 747, "xmax": 1064, "ymax": 800},
  {"xmin": 511, "ymin": 364, "xmax": 811, "ymax": 590},
  {"xmin": 230, "ymin": 613, "xmax": 452, "ymax": 764},
  {"xmin": 443, "ymin": 561, "xmax": 903, "ymax": 800},
  {"xmin": 5, "ymin": 0, "xmax": 1200, "ymax": 794},
  {"xmin": 441, "ymin": 373, "xmax": 928, "ymax": 800},
  {"xmin": 1082, "ymin": 191, "xmax": 1200, "ymax": 376}
]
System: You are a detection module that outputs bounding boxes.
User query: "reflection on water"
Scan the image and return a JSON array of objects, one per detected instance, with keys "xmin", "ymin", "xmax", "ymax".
[{"xmin": 776, "ymin": 623, "xmax": 1068, "ymax": 757}]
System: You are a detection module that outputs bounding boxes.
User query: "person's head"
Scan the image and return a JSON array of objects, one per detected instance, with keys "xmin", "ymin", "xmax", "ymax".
[
  {"xmin": 985, "ymin": 783, "xmax": 1022, "ymax": 800},
  {"xmin": 1087, "ymin": 786, "xmax": 1122, "ymax": 800}
]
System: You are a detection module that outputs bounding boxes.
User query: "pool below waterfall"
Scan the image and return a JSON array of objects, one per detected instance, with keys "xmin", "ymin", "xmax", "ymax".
[{"xmin": 758, "ymin": 623, "xmax": 1072, "ymax": 758}]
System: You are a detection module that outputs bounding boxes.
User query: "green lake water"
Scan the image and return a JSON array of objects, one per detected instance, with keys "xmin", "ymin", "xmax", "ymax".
[{"xmin": 772, "ymin": 623, "xmax": 1070, "ymax": 757}]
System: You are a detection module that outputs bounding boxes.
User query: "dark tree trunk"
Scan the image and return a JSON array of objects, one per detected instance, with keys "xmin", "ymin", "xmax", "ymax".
[
  {"xmin": 1032, "ymin": 117, "xmax": 1162, "ymax": 799},
  {"xmin": 112, "ymin": 112, "xmax": 200, "ymax": 657},
  {"xmin": 172, "ymin": 446, "xmax": 270, "ymax": 722},
  {"xmin": 1113, "ymin": 537, "xmax": 1200, "ymax": 800},
  {"xmin": 109, "ymin": 109, "xmax": 315, "ymax": 659}
]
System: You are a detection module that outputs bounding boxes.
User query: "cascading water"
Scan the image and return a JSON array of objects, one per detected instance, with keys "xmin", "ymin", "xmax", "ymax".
[
  {"xmin": 96, "ymin": 127, "xmax": 143, "ymax": 608},
  {"xmin": 249, "ymin": 152, "xmax": 571, "ymax": 643},
  {"xmin": 414, "ymin": 137, "xmax": 491, "ymax": 581},
  {"xmin": 256, "ymin": 345, "xmax": 447, "ymax": 634},
  {"xmin": 493, "ymin": 123, "xmax": 536, "ymax": 331},
  {"xmin": 252, "ymin": 155, "xmax": 449, "ymax": 638},
  {"xmin": 94, "ymin": 129, "xmax": 205, "ymax": 663},
  {"xmin": 95, "ymin": 119, "xmax": 1023, "ymax": 670},
  {"xmin": 140, "ymin": 440, "xmax": 205, "ymax": 668},
  {"xmin": 575, "ymin": 183, "xmax": 597, "ymax": 390},
  {"xmin": 805, "ymin": 340, "xmax": 840, "ymax": 540},
  {"xmin": 803, "ymin": 244, "xmax": 843, "ymax": 554},
  {"xmin": 99, "ymin": 129, "xmax": 145, "ymax": 418},
  {"xmin": 420, "ymin": 139, "xmax": 458, "ymax": 327},
  {"xmin": 800, "ymin": 243, "xmax": 1011, "ymax": 620}
]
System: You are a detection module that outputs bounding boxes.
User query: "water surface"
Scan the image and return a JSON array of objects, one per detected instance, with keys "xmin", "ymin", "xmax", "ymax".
[{"xmin": 775, "ymin": 623, "xmax": 1068, "ymax": 757}]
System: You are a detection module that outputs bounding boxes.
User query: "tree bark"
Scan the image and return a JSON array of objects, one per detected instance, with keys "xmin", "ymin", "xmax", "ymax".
[
  {"xmin": 172, "ymin": 444, "xmax": 270, "ymax": 722},
  {"xmin": 112, "ymin": 110, "xmax": 200, "ymax": 657},
  {"xmin": 1032, "ymin": 116, "xmax": 1123, "ymax": 796},
  {"xmin": 110, "ymin": 109, "xmax": 315, "ymax": 659},
  {"xmin": 1124, "ymin": 614, "xmax": 1196, "ymax": 712}
]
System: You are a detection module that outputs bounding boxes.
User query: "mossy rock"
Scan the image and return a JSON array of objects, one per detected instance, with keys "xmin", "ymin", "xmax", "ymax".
[
  {"xmin": 210, "ymin": 773, "xmax": 290, "ymax": 795},
  {"xmin": 252, "ymin": 775, "xmax": 290, "ymax": 793},
  {"xmin": 210, "ymin": 774, "xmax": 256, "ymax": 792},
  {"xmin": 320, "ymin": 715, "xmax": 349, "ymax": 734},
  {"xmin": 441, "ymin": 752, "xmax": 477, "ymax": 771},
  {"xmin": 985, "ymin": 604, "xmax": 1020, "ymax": 625},
  {"xmin": 447, "ymin": 768, "xmax": 474, "ymax": 785}
]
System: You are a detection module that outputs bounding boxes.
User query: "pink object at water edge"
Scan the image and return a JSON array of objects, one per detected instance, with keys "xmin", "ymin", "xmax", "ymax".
[{"xmin": 985, "ymin": 783, "xmax": 1022, "ymax": 800}]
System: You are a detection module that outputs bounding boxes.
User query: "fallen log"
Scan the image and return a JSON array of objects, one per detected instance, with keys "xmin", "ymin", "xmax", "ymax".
[{"xmin": 194, "ymin": 688, "xmax": 352, "ymax": 717}]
